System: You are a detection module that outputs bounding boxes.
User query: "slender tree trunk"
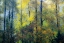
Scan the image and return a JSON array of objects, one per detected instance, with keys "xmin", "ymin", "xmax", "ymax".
[
  {"xmin": 7, "ymin": 6, "xmax": 10, "ymax": 43},
  {"xmin": 40, "ymin": 0, "xmax": 43, "ymax": 43},
  {"xmin": 40, "ymin": 0, "xmax": 43, "ymax": 28},
  {"xmin": 10, "ymin": 1, "xmax": 14, "ymax": 43},
  {"xmin": 35, "ymin": 0, "xmax": 38, "ymax": 43},
  {"xmin": 56, "ymin": 0, "xmax": 60, "ymax": 29},
  {"xmin": 56, "ymin": 0, "xmax": 61, "ymax": 43},
  {"xmin": 3, "ymin": 0, "xmax": 6, "ymax": 43}
]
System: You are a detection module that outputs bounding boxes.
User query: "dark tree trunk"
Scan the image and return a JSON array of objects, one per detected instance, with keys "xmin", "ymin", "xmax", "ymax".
[
  {"xmin": 10, "ymin": 0, "xmax": 14, "ymax": 43},
  {"xmin": 55, "ymin": 0, "xmax": 61, "ymax": 43},
  {"xmin": 6, "ymin": 7, "xmax": 10, "ymax": 43},
  {"xmin": 55, "ymin": 0, "xmax": 60, "ymax": 29},
  {"xmin": 40, "ymin": 0, "xmax": 43, "ymax": 43},
  {"xmin": 2, "ymin": 0, "xmax": 6, "ymax": 43},
  {"xmin": 40, "ymin": 0, "xmax": 43, "ymax": 28}
]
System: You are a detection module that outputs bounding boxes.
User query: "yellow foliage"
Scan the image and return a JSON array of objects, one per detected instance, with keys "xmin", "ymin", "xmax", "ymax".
[
  {"xmin": 22, "ymin": 22, "xmax": 27, "ymax": 27},
  {"xmin": 28, "ymin": 16, "xmax": 34, "ymax": 22},
  {"xmin": 17, "ymin": 4, "xmax": 22, "ymax": 9},
  {"xmin": 15, "ymin": 0, "xmax": 37, "ymax": 31},
  {"xmin": 16, "ymin": 0, "xmax": 30, "ymax": 9},
  {"xmin": 22, "ymin": 0, "xmax": 30, "ymax": 9},
  {"xmin": 14, "ymin": 13, "xmax": 21, "ymax": 31},
  {"xmin": 16, "ymin": 13, "xmax": 21, "ymax": 20},
  {"xmin": 45, "ymin": 0, "xmax": 55, "ymax": 11},
  {"xmin": 48, "ymin": 3, "xmax": 55, "ymax": 10},
  {"xmin": 14, "ymin": 20, "xmax": 21, "ymax": 30},
  {"xmin": 59, "ymin": 12, "xmax": 63, "ymax": 16},
  {"xmin": 42, "ymin": 30, "xmax": 47, "ymax": 34},
  {"xmin": 28, "ymin": 11, "xmax": 35, "ymax": 22},
  {"xmin": 60, "ymin": 2, "xmax": 64, "ymax": 5}
]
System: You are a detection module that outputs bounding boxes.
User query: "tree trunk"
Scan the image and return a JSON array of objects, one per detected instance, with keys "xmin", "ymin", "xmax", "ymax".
[
  {"xmin": 3, "ymin": 0, "xmax": 6, "ymax": 43},
  {"xmin": 40, "ymin": 0, "xmax": 43, "ymax": 43}
]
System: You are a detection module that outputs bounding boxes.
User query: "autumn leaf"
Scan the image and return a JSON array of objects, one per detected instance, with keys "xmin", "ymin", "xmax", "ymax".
[{"xmin": 16, "ymin": 0, "xmax": 30, "ymax": 9}]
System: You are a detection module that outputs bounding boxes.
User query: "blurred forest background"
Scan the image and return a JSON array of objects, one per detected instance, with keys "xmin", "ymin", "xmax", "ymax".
[{"xmin": 0, "ymin": 0, "xmax": 64, "ymax": 43}]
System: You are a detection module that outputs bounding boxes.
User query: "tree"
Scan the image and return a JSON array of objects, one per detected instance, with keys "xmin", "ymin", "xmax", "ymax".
[{"xmin": 2, "ymin": 0, "xmax": 6, "ymax": 43}]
